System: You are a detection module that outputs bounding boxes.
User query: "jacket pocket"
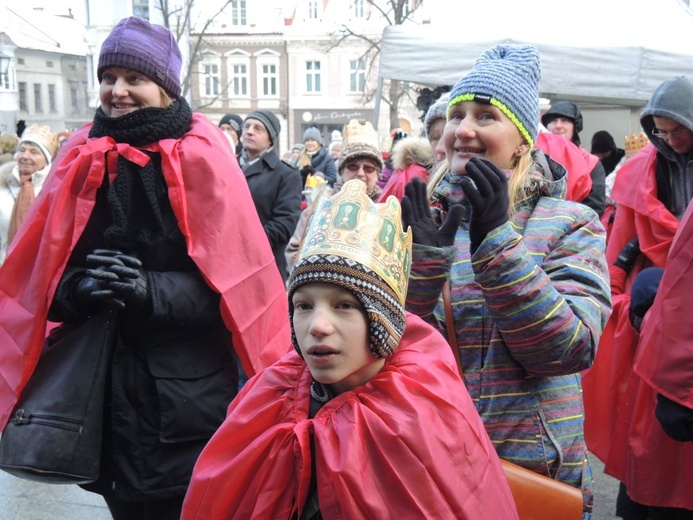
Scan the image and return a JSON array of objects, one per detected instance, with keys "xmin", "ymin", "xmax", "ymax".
[
  {"xmin": 145, "ymin": 343, "xmax": 235, "ymax": 443},
  {"xmin": 537, "ymin": 409, "xmax": 563, "ymax": 479}
]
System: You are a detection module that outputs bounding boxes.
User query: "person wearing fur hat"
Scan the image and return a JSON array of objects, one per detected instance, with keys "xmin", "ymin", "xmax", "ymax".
[
  {"xmin": 0, "ymin": 124, "xmax": 57, "ymax": 264},
  {"xmin": 298, "ymin": 126, "xmax": 337, "ymax": 187},
  {"xmin": 378, "ymin": 135, "xmax": 434, "ymax": 202},
  {"xmin": 402, "ymin": 44, "xmax": 611, "ymax": 518},
  {"xmin": 540, "ymin": 100, "xmax": 607, "ymax": 216},
  {"xmin": 0, "ymin": 17, "xmax": 291, "ymax": 520},
  {"xmin": 239, "ymin": 110, "xmax": 303, "ymax": 282},
  {"xmin": 182, "ymin": 179, "xmax": 519, "ymax": 520}
]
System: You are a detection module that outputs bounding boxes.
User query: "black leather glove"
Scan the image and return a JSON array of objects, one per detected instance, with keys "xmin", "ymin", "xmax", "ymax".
[
  {"xmin": 614, "ymin": 237, "xmax": 640, "ymax": 272},
  {"xmin": 73, "ymin": 274, "xmax": 125, "ymax": 310},
  {"xmin": 401, "ymin": 177, "xmax": 463, "ymax": 247},
  {"xmin": 655, "ymin": 394, "xmax": 693, "ymax": 442},
  {"xmin": 460, "ymin": 157, "xmax": 509, "ymax": 254},
  {"xmin": 86, "ymin": 250, "xmax": 150, "ymax": 311}
]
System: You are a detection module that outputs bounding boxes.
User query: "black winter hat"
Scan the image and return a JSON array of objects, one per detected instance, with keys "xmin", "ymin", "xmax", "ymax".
[
  {"xmin": 219, "ymin": 113, "xmax": 243, "ymax": 133},
  {"xmin": 542, "ymin": 101, "xmax": 584, "ymax": 139},
  {"xmin": 591, "ymin": 130, "xmax": 617, "ymax": 154},
  {"xmin": 245, "ymin": 110, "xmax": 281, "ymax": 145}
]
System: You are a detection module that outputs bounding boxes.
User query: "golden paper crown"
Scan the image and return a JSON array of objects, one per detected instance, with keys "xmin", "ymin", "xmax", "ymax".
[
  {"xmin": 625, "ymin": 132, "xmax": 649, "ymax": 156},
  {"xmin": 342, "ymin": 119, "xmax": 380, "ymax": 149},
  {"xmin": 296, "ymin": 179, "xmax": 412, "ymax": 303},
  {"xmin": 20, "ymin": 124, "xmax": 58, "ymax": 160}
]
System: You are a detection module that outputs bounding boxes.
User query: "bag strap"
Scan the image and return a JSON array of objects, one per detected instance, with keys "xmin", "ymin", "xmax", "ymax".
[{"xmin": 442, "ymin": 280, "xmax": 465, "ymax": 380}]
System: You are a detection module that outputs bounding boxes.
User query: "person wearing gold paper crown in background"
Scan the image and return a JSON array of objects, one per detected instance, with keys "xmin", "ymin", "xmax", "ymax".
[
  {"xmin": 182, "ymin": 179, "xmax": 518, "ymax": 520},
  {"xmin": 582, "ymin": 75, "xmax": 693, "ymax": 520},
  {"xmin": 285, "ymin": 119, "xmax": 384, "ymax": 273},
  {"xmin": 0, "ymin": 16, "xmax": 290, "ymax": 520},
  {"xmin": 0, "ymin": 124, "xmax": 57, "ymax": 264},
  {"xmin": 401, "ymin": 44, "xmax": 611, "ymax": 518}
]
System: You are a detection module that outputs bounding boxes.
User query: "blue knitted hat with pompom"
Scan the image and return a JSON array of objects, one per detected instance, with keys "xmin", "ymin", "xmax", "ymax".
[{"xmin": 447, "ymin": 44, "xmax": 541, "ymax": 147}]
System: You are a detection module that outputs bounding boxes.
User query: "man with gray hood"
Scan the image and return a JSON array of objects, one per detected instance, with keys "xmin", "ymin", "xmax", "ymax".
[{"xmin": 582, "ymin": 76, "xmax": 693, "ymax": 518}]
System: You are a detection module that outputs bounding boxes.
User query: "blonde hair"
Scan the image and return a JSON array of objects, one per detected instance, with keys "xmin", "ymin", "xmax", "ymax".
[
  {"xmin": 159, "ymin": 86, "xmax": 173, "ymax": 108},
  {"xmin": 426, "ymin": 150, "xmax": 533, "ymax": 216}
]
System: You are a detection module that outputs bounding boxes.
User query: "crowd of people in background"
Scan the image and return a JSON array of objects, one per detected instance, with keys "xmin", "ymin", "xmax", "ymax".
[{"xmin": 0, "ymin": 15, "xmax": 691, "ymax": 520}]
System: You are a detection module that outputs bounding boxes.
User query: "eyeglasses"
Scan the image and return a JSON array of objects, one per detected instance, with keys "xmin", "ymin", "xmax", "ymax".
[
  {"xmin": 651, "ymin": 125, "xmax": 688, "ymax": 139},
  {"xmin": 345, "ymin": 162, "xmax": 378, "ymax": 174}
]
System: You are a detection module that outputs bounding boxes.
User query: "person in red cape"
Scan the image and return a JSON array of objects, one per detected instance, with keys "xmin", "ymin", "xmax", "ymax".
[
  {"xmin": 541, "ymin": 101, "xmax": 606, "ymax": 217},
  {"xmin": 0, "ymin": 17, "xmax": 289, "ymax": 520},
  {"xmin": 535, "ymin": 130, "xmax": 601, "ymax": 211},
  {"xmin": 378, "ymin": 136, "xmax": 433, "ymax": 202},
  {"xmin": 582, "ymin": 76, "xmax": 693, "ymax": 518},
  {"xmin": 182, "ymin": 180, "xmax": 518, "ymax": 520}
]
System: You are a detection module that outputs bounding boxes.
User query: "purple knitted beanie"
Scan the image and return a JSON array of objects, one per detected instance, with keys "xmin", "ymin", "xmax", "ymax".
[{"xmin": 97, "ymin": 17, "xmax": 182, "ymax": 99}]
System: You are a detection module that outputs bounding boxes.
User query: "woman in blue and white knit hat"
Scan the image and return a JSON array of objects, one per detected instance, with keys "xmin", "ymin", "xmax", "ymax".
[{"xmin": 402, "ymin": 44, "xmax": 612, "ymax": 518}]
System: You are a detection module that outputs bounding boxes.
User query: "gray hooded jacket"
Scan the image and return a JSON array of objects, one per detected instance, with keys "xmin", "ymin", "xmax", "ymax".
[{"xmin": 640, "ymin": 76, "xmax": 693, "ymax": 219}]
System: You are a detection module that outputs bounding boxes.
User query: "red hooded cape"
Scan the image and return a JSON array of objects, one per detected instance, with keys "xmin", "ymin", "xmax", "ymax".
[
  {"xmin": 625, "ymin": 202, "xmax": 693, "ymax": 509},
  {"xmin": 182, "ymin": 313, "xmax": 518, "ymax": 520},
  {"xmin": 582, "ymin": 145, "xmax": 691, "ymax": 508},
  {"xmin": 535, "ymin": 132, "xmax": 597, "ymax": 203},
  {"xmin": 0, "ymin": 115, "xmax": 291, "ymax": 430}
]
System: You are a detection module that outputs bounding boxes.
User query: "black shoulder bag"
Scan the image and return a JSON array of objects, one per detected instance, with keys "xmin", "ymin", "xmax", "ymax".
[{"xmin": 0, "ymin": 311, "xmax": 116, "ymax": 484}]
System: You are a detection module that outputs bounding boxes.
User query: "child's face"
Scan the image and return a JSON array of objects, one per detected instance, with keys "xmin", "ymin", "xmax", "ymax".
[{"xmin": 291, "ymin": 283, "xmax": 385, "ymax": 395}]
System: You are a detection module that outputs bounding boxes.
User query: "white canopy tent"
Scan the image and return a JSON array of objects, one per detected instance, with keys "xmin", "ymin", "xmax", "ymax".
[{"xmin": 373, "ymin": 0, "xmax": 693, "ymax": 129}]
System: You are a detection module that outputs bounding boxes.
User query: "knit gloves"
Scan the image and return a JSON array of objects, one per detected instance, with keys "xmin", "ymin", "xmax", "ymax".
[
  {"xmin": 460, "ymin": 157, "xmax": 510, "ymax": 254},
  {"xmin": 401, "ymin": 178, "xmax": 463, "ymax": 247}
]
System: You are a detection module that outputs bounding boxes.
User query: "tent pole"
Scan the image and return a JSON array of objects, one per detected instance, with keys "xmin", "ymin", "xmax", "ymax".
[{"xmin": 372, "ymin": 77, "xmax": 384, "ymax": 130}]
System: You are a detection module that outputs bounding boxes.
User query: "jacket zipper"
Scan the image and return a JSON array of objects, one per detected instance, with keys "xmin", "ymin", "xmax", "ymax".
[{"xmin": 11, "ymin": 409, "xmax": 83, "ymax": 433}]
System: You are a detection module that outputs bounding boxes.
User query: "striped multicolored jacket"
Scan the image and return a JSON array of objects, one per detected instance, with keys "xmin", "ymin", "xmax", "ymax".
[{"xmin": 406, "ymin": 151, "xmax": 611, "ymax": 517}]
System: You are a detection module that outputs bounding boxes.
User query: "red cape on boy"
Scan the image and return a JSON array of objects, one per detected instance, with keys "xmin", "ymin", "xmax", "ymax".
[
  {"xmin": 182, "ymin": 313, "xmax": 518, "ymax": 520},
  {"xmin": 0, "ymin": 115, "xmax": 291, "ymax": 430}
]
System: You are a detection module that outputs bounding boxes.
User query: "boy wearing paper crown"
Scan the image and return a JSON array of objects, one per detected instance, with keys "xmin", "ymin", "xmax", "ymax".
[{"xmin": 182, "ymin": 180, "xmax": 518, "ymax": 519}]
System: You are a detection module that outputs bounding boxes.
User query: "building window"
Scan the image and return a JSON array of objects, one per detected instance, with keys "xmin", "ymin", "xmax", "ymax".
[
  {"xmin": 306, "ymin": 61, "xmax": 321, "ymax": 93},
  {"xmin": 132, "ymin": 0, "xmax": 149, "ymax": 19},
  {"xmin": 231, "ymin": 0, "xmax": 246, "ymax": 25},
  {"xmin": 307, "ymin": 0, "xmax": 319, "ymax": 19},
  {"xmin": 71, "ymin": 86, "xmax": 78, "ymax": 112},
  {"xmin": 17, "ymin": 58, "xmax": 24, "ymax": 65},
  {"xmin": 260, "ymin": 63, "xmax": 277, "ymax": 97},
  {"xmin": 19, "ymin": 82, "xmax": 27, "ymax": 111},
  {"xmin": 46, "ymin": 61, "xmax": 53, "ymax": 68},
  {"xmin": 349, "ymin": 59, "xmax": 366, "ymax": 92},
  {"xmin": 231, "ymin": 63, "xmax": 248, "ymax": 96},
  {"xmin": 34, "ymin": 83, "xmax": 42, "ymax": 113},
  {"xmin": 0, "ymin": 67, "xmax": 9, "ymax": 90},
  {"xmin": 353, "ymin": 0, "xmax": 365, "ymax": 17},
  {"xmin": 203, "ymin": 63, "xmax": 220, "ymax": 96},
  {"xmin": 48, "ymin": 84, "xmax": 57, "ymax": 113}
]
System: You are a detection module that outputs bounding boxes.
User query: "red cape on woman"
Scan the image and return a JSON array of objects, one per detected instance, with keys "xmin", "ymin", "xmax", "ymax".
[
  {"xmin": 182, "ymin": 313, "xmax": 518, "ymax": 520},
  {"xmin": 0, "ymin": 115, "xmax": 291, "ymax": 429},
  {"xmin": 582, "ymin": 145, "xmax": 692, "ymax": 508},
  {"xmin": 535, "ymin": 132, "xmax": 597, "ymax": 203}
]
